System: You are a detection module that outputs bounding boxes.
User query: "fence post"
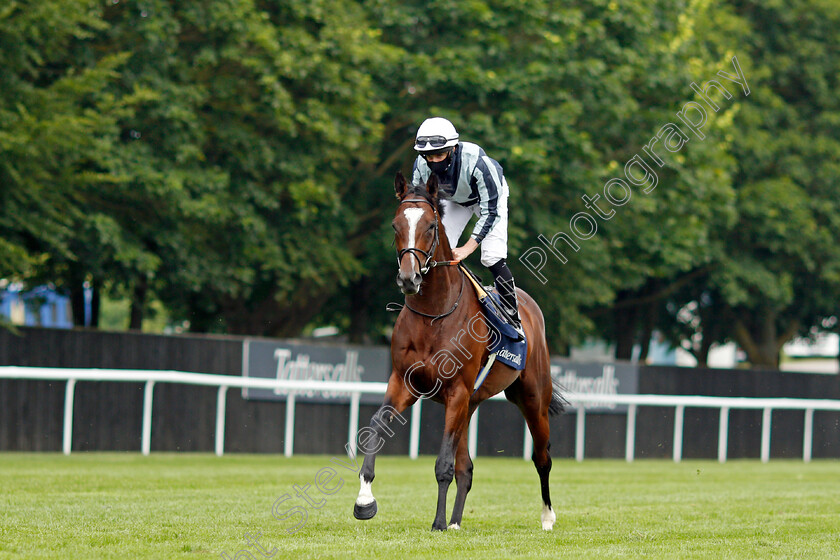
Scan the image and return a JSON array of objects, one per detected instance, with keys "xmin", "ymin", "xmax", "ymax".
[
  {"xmin": 468, "ymin": 407, "xmax": 479, "ymax": 459},
  {"xmin": 761, "ymin": 407, "xmax": 772, "ymax": 463},
  {"xmin": 803, "ymin": 408, "xmax": 814, "ymax": 462},
  {"xmin": 347, "ymin": 392, "xmax": 360, "ymax": 458},
  {"xmin": 62, "ymin": 379, "xmax": 77, "ymax": 456},
  {"xmin": 625, "ymin": 403, "xmax": 637, "ymax": 462},
  {"xmin": 673, "ymin": 405, "xmax": 684, "ymax": 463},
  {"xmin": 409, "ymin": 399, "xmax": 422, "ymax": 459},
  {"xmin": 718, "ymin": 406, "xmax": 729, "ymax": 463},
  {"xmin": 215, "ymin": 386, "xmax": 228, "ymax": 457},
  {"xmin": 284, "ymin": 393, "xmax": 296, "ymax": 457},
  {"xmin": 575, "ymin": 406, "xmax": 586, "ymax": 462},
  {"xmin": 523, "ymin": 421, "xmax": 533, "ymax": 461},
  {"xmin": 141, "ymin": 380, "xmax": 155, "ymax": 456}
]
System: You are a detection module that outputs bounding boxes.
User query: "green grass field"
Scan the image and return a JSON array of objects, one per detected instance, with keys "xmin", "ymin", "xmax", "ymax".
[{"xmin": 1, "ymin": 454, "xmax": 838, "ymax": 559}]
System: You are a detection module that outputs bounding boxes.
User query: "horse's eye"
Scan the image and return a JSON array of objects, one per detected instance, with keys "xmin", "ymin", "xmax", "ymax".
[{"xmin": 391, "ymin": 222, "xmax": 398, "ymax": 231}]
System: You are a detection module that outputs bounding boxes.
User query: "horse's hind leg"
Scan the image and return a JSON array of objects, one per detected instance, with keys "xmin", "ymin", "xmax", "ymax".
[
  {"xmin": 526, "ymin": 407, "xmax": 556, "ymax": 530},
  {"xmin": 507, "ymin": 368, "xmax": 556, "ymax": 529},
  {"xmin": 447, "ymin": 403, "xmax": 477, "ymax": 529},
  {"xmin": 353, "ymin": 373, "xmax": 417, "ymax": 520}
]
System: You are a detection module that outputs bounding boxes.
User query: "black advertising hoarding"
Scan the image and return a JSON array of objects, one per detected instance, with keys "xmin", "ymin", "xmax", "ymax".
[
  {"xmin": 241, "ymin": 338, "xmax": 391, "ymax": 404},
  {"xmin": 242, "ymin": 338, "xmax": 638, "ymax": 412},
  {"xmin": 550, "ymin": 359, "xmax": 639, "ymax": 412}
]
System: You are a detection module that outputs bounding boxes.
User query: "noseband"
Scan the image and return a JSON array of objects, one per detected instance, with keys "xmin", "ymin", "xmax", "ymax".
[{"xmin": 396, "ymin": 198, "xmax": 457, "ymax": 274}]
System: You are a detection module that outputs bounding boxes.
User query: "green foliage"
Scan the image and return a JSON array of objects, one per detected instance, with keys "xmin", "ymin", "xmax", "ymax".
[
  {"xmin": 1, "ymin": 0, "xmax": 839, "ymax": 362},
  {"xmin": 0, "ymin": 1, "xmax": 119, "ymax": 278},
  {"xmin": 658, "ymin": 0, "xmax": 840, "ymax": 366}
]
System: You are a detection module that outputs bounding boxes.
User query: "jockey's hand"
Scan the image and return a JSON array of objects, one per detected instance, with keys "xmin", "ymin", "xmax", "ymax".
[{"xmin": 452, "ymin": 238, "xmax": 479, "ymax": 262}]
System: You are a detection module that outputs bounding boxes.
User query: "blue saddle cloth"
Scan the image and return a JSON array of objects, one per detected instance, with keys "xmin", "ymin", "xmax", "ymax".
[{"xmin": 479, "ymin": 291, "xmax": 527, "ymax": 370}]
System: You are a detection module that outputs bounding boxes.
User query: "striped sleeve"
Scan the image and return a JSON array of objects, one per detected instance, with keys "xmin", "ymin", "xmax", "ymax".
[
  {"xmin": 470, "ymin": 156, "xmax": 503, "ymax": 243},
  {"xmin": 411, "ymin": 156, "xmax": 427, "ymax": 186}
]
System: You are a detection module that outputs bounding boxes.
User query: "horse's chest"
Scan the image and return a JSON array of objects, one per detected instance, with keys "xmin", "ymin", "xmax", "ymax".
[{"xmin": 393, "ymin": 330, "xmax": 484, "ymax": 376}]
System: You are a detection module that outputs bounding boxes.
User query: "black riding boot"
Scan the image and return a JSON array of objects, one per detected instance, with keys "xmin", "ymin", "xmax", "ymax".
[{"xmin": 489, "ymin": 259, "xmax": 524, "ymax": 339}]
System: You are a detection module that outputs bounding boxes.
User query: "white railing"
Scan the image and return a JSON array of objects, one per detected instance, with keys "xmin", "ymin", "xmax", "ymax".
[{"xmin": 2, "ymin": 366, "xmax": 840, "ymax": 463}]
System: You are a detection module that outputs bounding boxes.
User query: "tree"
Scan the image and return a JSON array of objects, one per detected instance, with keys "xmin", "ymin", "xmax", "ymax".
[
  {"xmin": 657, "ymin": 0, "xmax": 840, "ymax": 368},
  {"xmin": 0, "ymin": 1, "xmax": 124, "ymax": 291}
]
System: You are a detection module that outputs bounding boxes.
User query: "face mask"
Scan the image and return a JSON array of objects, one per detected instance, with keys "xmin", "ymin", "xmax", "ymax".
[{"xmin": 426, "ymin": 151, "xmax": 452, "ymax": 175}]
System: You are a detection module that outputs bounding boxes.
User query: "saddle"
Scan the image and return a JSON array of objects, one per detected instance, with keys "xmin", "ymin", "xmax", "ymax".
[{"xmin": 459, "ymin": 264, "xmax": 528, "ymax": 390}]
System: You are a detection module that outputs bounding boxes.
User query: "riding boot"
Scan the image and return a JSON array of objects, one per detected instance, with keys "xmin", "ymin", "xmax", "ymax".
[{"xmin": 488, "ymin": 259, "xmax": 525, "ymax": 340}]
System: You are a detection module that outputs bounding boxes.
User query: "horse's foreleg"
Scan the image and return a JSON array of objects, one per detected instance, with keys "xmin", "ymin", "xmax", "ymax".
[
  {"xmin": 431, "ymin": 385, "xmax": 469, "ymax": 531},
  {"xmin": 447, "ymin": 403, "xmax": 476, "ymax": 530},
  {"xmin": 353, "ymin": 374, "xmax": 416, "ymax": 521}
]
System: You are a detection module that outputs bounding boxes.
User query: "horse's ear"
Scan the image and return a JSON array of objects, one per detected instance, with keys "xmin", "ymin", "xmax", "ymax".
[
  {"xmin": 395, "ymin": 171, "xmax": 408, "ymax": 199},
  {"xmin": 426, "ymin": 173, "xmax": 439, "ymax": 200}
]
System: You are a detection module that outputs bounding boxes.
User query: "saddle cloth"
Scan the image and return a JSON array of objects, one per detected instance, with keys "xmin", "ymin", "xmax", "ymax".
[
  {"xmin": 457, "ymin": 263, "xmax": 528, "ymax": 392},
  {"xmin": 478, "ymin": 291, "xmax": 528, "ymax": 370}
]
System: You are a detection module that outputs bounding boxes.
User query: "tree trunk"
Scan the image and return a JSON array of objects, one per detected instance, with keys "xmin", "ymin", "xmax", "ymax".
[
  {"xmin": 694, "ymin": 336, "xmax": 713, "ymax": 368},
  {"xmin": 129, "ymin": 276, "xmax": 147, "ymax": 331},
  {"xmin": 733, "ymin": 308, "xmax": 781, "ymax": 369},
  {"xmin": 69, "ymin": 282, "xmax": 86, "ymax": 327},
  {"xmin": 89, "ymin": 279, "xmax": 100, "ymax": 328},
  {"xmin": 637, "ymin": 301, "xmax": 657, "ymax": 362},
  {"xmin": 66, "ymin": 263, "xmax": 89, "ymax": 327},
  {"xmin": 347, "ymin": 276, "xmax": 370, "ymax": 344},
  {"xmin": 693, "ymin": 303, "xmax": 724, "ymax": 368},
  {"xmin": 613, "ymin": 300, "xmax": 639, "ymax": 361},
  {"xmin": 67, "ymin": 277, "xmax": 100, "ymax": 328}
]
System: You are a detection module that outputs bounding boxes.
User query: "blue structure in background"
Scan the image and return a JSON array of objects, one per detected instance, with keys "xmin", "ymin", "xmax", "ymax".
[
  {"xmin": 0, "ymin": 284, "xmax": 81, "ymax": 328},
  {"xmin": 644, "ymin": 334, "xmax": 680, "ymax": 365}
]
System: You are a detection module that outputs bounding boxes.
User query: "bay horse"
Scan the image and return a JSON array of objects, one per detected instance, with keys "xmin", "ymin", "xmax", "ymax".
[{"xmin": 352, "ymin": 171, "xmax": 563, "ymax": 531}]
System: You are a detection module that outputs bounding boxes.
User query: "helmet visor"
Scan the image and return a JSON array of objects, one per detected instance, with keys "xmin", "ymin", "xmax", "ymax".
[{"xmin": 414, "ymin": 135, "xmax": 450, "ymax": 150}]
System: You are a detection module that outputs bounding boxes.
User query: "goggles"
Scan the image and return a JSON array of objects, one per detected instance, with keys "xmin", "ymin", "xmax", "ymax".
[{"xmin": 414, "ymin": 135, "xmax": 453, "ymax": 150}]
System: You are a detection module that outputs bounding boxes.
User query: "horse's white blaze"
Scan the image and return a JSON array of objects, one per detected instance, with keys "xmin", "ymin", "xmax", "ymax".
[
  {"xmin": 448, "ymin": 523, "xmax": 460, "ymax": 530},
  {"xmin": 403, "ymin": 207, "xmax": 425, "ymax": 268},
  {"xmin": 541, "ymin": 504, "xmax": 556, "ymax": 530},
  {"xmin": 356, "ymin": 474, "xmax": 375, "ymax": 506}
]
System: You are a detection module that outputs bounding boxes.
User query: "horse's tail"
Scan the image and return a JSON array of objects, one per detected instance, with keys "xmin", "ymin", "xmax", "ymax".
[{"xmin": 548, "ymin": 379, "xmax": 567, "ymax": 416}]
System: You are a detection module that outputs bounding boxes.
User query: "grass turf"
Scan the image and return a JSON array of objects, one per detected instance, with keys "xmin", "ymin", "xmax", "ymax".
[{"xmin": 1, "ymin": 453, "xmax": 838, "ymax": 559}]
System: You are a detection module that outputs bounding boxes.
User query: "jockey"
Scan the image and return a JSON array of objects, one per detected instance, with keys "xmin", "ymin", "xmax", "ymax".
[{"xmin": 412, "ymin": 116, "xmax": 525, "ymax": 339}]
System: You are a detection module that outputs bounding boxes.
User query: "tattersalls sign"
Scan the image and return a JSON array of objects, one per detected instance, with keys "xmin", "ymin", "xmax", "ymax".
[
  {"xmin": 243, "ymin": 339, "xmax": 639, "ymax": 410},
  {"xmin": 242, "ymin": 339, "xmax": 391, "ymax": 404},
  {"xmin": 550, "ymin": 360, "xmax": 639, "ymax": 413}
]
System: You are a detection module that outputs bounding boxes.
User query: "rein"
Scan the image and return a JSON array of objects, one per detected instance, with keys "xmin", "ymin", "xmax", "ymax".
[
  {"xmin": 389, "ymin": 196, "xmax": 463, "ymax": 323},
  {"xmin": 387, "ymin": 273, "xmax": 465, "ymax": 324}
]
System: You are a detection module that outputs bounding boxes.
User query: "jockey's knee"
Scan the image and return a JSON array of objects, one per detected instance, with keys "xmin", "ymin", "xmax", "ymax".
[{"xmin": 482, "ymin": 253, "xmax": 508, "ymax": 268}]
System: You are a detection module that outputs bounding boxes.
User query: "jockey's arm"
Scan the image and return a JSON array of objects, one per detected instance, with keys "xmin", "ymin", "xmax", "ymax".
[{"xmin": 452, "ymin": 237, "xmax": 479, "ymax": 262}]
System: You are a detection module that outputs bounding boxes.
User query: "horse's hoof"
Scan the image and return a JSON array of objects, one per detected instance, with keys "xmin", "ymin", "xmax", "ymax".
[
  {"xmin": 448, "ymin": 523, "xmax": 461, "ymax": 530},
  {"xmin": 353, "ymin": 500, "xmax": 377, "ymax": 520},
  {"xmin": 431, "ymin": 521, "xmax": 448, "ymax": 531},
  {"xmin": 541, "ymin": 505, "xmax": 556, "ymax": 530}
]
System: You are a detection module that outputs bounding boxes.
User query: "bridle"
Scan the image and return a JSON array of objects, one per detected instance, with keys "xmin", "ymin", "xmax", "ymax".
[
  {"xmin": 391, "ymin": 197, "xmax": 463, "ymax": 323},
  {"xmin": 396, "ymin": 198, "xmax": 458, "ymax": 274}
]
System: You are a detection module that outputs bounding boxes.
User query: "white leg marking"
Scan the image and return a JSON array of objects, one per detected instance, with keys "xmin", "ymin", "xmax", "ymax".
[
  {"xmin": 356, "ymin": 474, "xmax": 375, "ymax": 506},
  {"xmin": 447, "ymin": 523, "xmax": 461, "ymax": 530},
  {"xmin": 403, "ymin": 207, "xmax": 425, "ymax": 267},
  {"xmin": 541, "ymin": 504, "xmax": 556, "ymax": 530}
]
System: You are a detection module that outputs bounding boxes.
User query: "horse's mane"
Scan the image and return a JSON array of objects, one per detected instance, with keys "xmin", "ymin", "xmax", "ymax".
[{"xmin": 407, "ymin": 184, "xmax": 446, "ymax": 218}]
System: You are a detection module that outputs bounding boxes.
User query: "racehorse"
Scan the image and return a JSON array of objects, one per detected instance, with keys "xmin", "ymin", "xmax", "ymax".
[{"xmin": 352, "ymin": 171, "xmax": 564, "ymax": 531}]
